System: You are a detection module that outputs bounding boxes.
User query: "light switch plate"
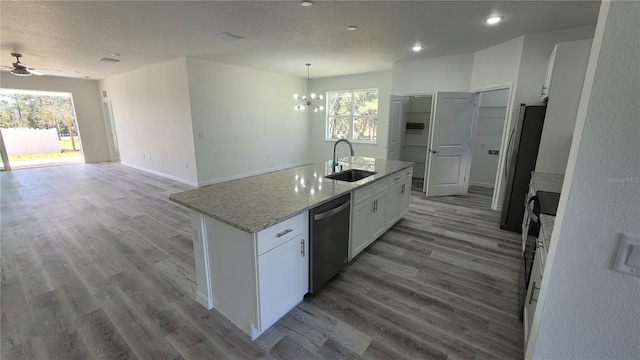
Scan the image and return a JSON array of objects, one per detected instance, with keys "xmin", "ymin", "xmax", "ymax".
[{"xmin": 613, "ymin": 233, "xmax": 640, "ymax": 277}]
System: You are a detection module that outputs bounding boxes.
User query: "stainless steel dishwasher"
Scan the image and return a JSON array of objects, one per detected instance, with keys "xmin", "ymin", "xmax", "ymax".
[{"xmin": 309, "ymin": 193, "xmax": 351, "ymax": 293}]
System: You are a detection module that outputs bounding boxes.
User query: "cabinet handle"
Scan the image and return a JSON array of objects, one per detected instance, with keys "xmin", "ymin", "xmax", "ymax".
[
  {"xmin": 276, "ymin": 228, "xmax": 293, "ymax": 238},
  {"xmin": 528, "ymin": 282, "xmax": 540, "ymax": 304},
  {"xmin": 374, "ymin": 200, "xmax": 378, "ymax": 212},
  {"xmin": 541, "ymin": 84, "xmax": 546, "ymax": 97},
  {"xmin": 300, "ymin": 238, "xmax": 305, "ymax": 257},
  {"xmin": 401, "ymin": 184, "xmax": 405, "ymax": 194},
  {"xmin": 394, "ymin": 176, "xmax": 401, "ymax": 181}
]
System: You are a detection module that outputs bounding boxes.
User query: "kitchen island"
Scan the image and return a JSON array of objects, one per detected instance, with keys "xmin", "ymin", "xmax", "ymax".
[{"xmin": 170, "ymin": 157, "xmax": 414, "ymax": 340}]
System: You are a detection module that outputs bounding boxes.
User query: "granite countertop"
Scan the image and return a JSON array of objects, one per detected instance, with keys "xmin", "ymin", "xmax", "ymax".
[
  {"xmin": 539, "ymin": 214, "xmax": 555, "ymax": 249},
  {"xmin": 531, "ymin": 172, "xmax": 564, "ymax": 193},
  {"xmin": 169, "ymin": 157, "xmax": 413, "ymax": 233}
]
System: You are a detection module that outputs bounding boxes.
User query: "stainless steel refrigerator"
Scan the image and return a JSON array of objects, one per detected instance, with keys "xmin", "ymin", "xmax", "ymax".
[{"xmin": 500, "ymin": 104, "xmax": 547, "ymax": 233}]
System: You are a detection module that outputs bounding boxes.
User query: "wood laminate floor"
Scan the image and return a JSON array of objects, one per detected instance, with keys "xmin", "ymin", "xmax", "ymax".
[{"xmin": 1, "ymin": 163, "xmax": 524, "ymax": 359}]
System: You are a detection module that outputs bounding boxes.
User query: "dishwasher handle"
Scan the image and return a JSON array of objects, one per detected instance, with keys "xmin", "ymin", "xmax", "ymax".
[{"xmin": 313, "ymin": 200, "xmax": 351, "ymax": 221}]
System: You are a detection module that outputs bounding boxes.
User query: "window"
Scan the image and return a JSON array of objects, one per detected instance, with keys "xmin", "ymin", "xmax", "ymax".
[{"xmin": 326, "ymin": 89, "xmax": 378, "ymax": 142}]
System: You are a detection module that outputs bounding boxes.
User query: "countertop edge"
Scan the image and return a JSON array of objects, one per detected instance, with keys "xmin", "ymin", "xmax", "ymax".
[{"xmin": 170, "ymin": 160, "xmax": 414, "ymax": 233}]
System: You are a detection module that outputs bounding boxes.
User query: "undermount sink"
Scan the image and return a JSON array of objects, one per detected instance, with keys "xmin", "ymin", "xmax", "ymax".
[{"xmin": 325, "ymin": 169, "xmax": 377, "ymax": 182}]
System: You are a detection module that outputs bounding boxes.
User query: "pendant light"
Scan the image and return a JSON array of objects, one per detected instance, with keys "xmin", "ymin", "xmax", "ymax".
[{"xmin": 294, "ymin": 63, "xmax": 324, "ymax": 112}]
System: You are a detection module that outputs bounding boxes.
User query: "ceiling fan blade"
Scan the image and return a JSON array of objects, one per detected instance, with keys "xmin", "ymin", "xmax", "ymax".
[
  {"xmin": 29, "ymin": 69, "xmax": 45, "ymax": 76},
  {"xmin": 0, "ymin": 65, "xmax": 14, "ymax": 69}
]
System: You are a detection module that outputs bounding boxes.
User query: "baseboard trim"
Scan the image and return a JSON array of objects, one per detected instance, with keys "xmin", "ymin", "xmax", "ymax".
[
  {"xmin": 195, "ymin": 291, "xmax": 213, "ymax": 310},
  {"xmin": 198, "ymin": 162, "xmax": 309, "ymax": 187},
  {"xmin": 121, "ymin": 162, "xmax": 198, "ymax": 187},
  {"xmin": 469, "ymin": 181, "xmax": 495, "ymax": 188}
]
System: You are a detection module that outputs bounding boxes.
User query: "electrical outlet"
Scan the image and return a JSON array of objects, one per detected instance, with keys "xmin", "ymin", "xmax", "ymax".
[
  {"xmin": 198, "ymin": 133, "xmax": 204, "ymax": 139},
  {"xmin": 488, "ymin": 150, "xmax": 499, "ymax": 156},
  {"xmin": 185, "ymin": 163, "xmax": 189, "ymax": 169},
  {"xmin": 266, "ymin": 155, "xmax": 270, "ymax": 159}
]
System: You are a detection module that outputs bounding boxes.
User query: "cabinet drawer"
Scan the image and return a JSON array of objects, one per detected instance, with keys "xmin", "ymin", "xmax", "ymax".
[
  {"xmin": 389, "ymin": 172, "xmax": 404, "ymax": 188},
  {"xmin": 372, "ymin": 177, "xmax": 389, "ymax": 195},
  {"xmin": 403, "ymin": 167, "xmax": 413, "ymax": 179},
  {"xmin": 353, "ymin": 184, "xmax": 372, "ymax": 205},
  {"xmin": 257, "ymin": 213, "xmax": 303, "ymax": 255}
]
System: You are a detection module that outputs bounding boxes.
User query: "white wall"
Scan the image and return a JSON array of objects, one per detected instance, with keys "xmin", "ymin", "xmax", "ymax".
[
  {"xmin": 469, "ymin": 89, "xmax": 509, "ymax": 188},
  {"xmin": 307, "ymin": 71, "xmax": 392, "ymax": 162},
  {"xmin": 99, "ymin": 58, "xmax": 198, "ymax": 185},
  {"xmin": 470, "ymin": 36, "xmax": 524, "ymax": 91},
  {"xmin": 185, "ymin": 58, "xmax": 309, "ymax": 185},
  {"xmin": 0, "ymin": 73, "xmax": 110, "ymax": 163},
  {"xmin": 531, "ymin": 2, "xmax": 640, "ymax": 358},
  {"xmin": 391, "ymin": 53, "xmax": 473, "ymax": 95}
]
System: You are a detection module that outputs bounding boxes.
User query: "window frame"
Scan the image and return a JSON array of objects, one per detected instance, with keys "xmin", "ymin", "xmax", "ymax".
[{"xmin": 325, "ymin": 88, "xmax": 379, "ymax": 144}]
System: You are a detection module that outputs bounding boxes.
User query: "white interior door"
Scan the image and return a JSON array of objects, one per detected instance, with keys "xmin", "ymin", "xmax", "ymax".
[
  {"xmin": 425, "ymin": 91, "xmax": 476, "ymax": 197},
  {"xmin": 386, "ymin": 96, "xmax": 404, "ymax": 160}
]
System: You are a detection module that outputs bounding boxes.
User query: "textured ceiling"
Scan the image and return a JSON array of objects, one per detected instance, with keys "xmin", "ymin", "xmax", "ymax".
[{"xmin": 0, "ymin": 1, "xmax": 600, "ymax": 80}]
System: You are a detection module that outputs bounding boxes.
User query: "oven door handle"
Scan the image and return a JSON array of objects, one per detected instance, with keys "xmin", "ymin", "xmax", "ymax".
[{"xmin": 526, "ymin": 195, "xmax": 539, "ymax": 224}]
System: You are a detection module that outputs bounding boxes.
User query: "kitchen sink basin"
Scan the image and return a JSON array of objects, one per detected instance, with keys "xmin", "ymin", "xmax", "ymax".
[{"xmin": 325, "ymin": 169, "xmax": 377, "ymax": 182}]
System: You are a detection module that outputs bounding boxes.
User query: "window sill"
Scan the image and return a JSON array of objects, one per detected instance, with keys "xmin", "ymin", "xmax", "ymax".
[{"xmin": 324, "ymin": 139, "xmax": 378, "ymax": 145}]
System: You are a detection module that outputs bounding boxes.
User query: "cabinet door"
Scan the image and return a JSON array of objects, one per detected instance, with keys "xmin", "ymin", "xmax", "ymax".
[
  {"xmin": 399, "ymin": 180, "xmax": 411, "ymax": 217},
  {"xmin": 351, "ymin": 200, "xmax": 373, "ymax": 259},
  {"xmin": 386, "ymin": 184, "xmax": 402, "ymax": 227},
  {"xmin": 371, "ymin": 193, "xmax": 388, "ymax": 239},
  {"xmin": 257, "ymin": 235, "xmax": 303, "ymax": 331},
  {"xmin": 524, "ymin": 251, "xmax": 542, "ymax": 344}
]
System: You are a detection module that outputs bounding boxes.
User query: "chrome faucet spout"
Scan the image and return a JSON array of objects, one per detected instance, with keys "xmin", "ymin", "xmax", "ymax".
[{"xmin": 332, "ymin": 139, "xmax": 355, "ymax": 173}]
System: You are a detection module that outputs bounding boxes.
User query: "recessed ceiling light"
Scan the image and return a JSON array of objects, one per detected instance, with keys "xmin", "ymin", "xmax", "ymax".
[
  {"xmin": 347, "ymin": 26, "xmax": 357, "ymax": 31},
  {"xmin": 412, "ymin": 45, "xmax": 424, "ymax": 52},
  {"xmin": 301, "ymin": 0, "xmax": 313, "ymax": 6},
  {"xmin": 110, "ymin": 53, "xmax": 121, "ymax": 57},
  {"xmin": 486, "ymin": 16, "xmax": 503, "ymax": 25}
]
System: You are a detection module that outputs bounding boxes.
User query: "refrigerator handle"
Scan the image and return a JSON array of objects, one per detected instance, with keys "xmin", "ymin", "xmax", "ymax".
[{"xmin": 504, "ymin": 127, "xmax": 516, "ymax": 179}]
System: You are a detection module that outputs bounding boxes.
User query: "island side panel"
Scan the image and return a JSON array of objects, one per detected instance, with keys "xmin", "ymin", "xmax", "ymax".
[
  {"xmin": 204, "ymin": 215, "xmax": 258, "ymax": 338},
  {"xmin": 190, "ymin": 212, "xmax": 213, "ymax": 309}
]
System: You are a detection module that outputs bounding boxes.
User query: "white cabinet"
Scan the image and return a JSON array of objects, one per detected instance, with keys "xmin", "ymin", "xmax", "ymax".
[
  {"xmin": 192, "ymin": 211, "xmax": 308, "ymax": 341},
  {"xmin": 398, "ymin": 179, "xmax": 411, "ymax": 217},
  {"xmin": 541, "ymin": 45, "xmax": 557, "ymax": 101},
  {"xmin": 524, "ymin": 241, "xmax": 544, "ymax": 346},
  {"xmin": 351, "ymin": 199, "xmax": 373, "ymax": 257},
  {"xmin": 386, "ymin": 184, "xmax": 402, "ymax": 227},
  {"xmin": 349, "ymin": 179, "xmax": 388, "ymax": 259},
  {"xmin": 370, "ymin": 192, "xmax": 388, "ymax": 239},
  {"xmin": 386, "ymin": 168, "xmax": 413, "ymax": 227},
  {"xmin": 524, "ymin": 225, "xmax": 546, "ymax": 348},
  {"xmin": 257, "ymin": 233, "xmax": 307, "ymax": 331},
  {"xmin": 350, "ymin": 167, "xmax": 413, "ymax": 259},
  {"xmin": 536, "ymin": 39, "xmax": 592, "ymax": 173}
]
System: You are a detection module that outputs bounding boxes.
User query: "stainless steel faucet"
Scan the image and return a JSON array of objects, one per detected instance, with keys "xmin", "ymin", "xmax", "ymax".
[{"xmin": 332, "ymin": 139, "xmax": 354, "ymax": 173}]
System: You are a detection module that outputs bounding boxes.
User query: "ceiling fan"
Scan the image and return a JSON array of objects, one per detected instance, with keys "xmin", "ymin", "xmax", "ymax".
[{"xmin": 1, "ymin": 52, "xmax": 47, "ymax": 76}]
